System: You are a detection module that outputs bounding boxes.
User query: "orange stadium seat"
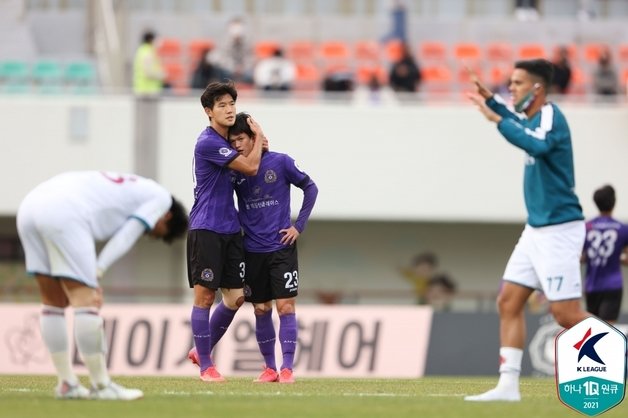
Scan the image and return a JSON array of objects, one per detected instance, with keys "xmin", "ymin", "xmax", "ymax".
[
  {"xmin": 421, "ymin": 65, "xmax": 453, "ymax": 92},
  {"xmin": 518, "ymin": 43, "xmax": 546, "ymax": 59},
  {"xmin": 457, "ymin": 65, "xmax": 483, "ymax": 84},
  {"xmin": 320, "ymin": 41, "xmax": 350, "ymax": 60},
  {"xmin": 489, "ymin": 65, "xmax": 511, "ymax": 87},
  {"xmin": 294, "ymin": 63, "xmax": 321, "ymax": 84},
  {"xmin": 188, "ymin": 39, "xmax": 215, "ymax": 62},
  {"xmin": 621, "ymin": 69, "xmax": 628, "ymax": 87},
  {"xmin": 486, "ymin": 42, "xmax": 513, "ymax": 62},
  {"xmin": 568, "ymin": 66, "xmax": 589, "ymax": 94},
  {"xmin": 618, "ymin": 44, "xmax": 628, "ymax": 63},
  {"xmin": 354, "ymin": 41, "xmax": 381, "ymax": 61},
  {"xmin": 419, "ymin": 41, "xmax": 447, "ymax": 62},
  {"xmin": 288, "ymin": 41, "xmax": 316, "ymax": 61},
  {"xmin": 356, "ymin": 65, "xmax": 387, "ymax": 85},
  {"xmin": 583, "ymin": 43, "xmax": 605, "ymax": 64},
  {"xmin": 385, "ymin": 39, "xmax": 405, "ymax": 62},
  {"xmin": 453, "ymin": 42, "xmax": 481, "ymax": 63},
  {"xmin": 157, "ymin": 38, "xmax": 182, "ymax": 58},
  {"xmin": 163, "ymin": 61, "xmax": 185, "ymax": 86},
  {"xmin": 254, "ymin": 41, "xmax": 281, "ymax": 59}
]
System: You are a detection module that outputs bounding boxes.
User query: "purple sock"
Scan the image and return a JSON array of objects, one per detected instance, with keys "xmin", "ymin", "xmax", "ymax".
[
  {"xmin": 255, "ymin": 310, "xmax": 277, "ymax": 370},
  {"xmin": 191, "ymin": 306, "xmax": 213, "ymax": 371},
  {"xmin": 279, "ymin": 313, "xmax": 297, "ymax": 370},
  {"xmin": 209, "ymin": 302, "xmax": 238, "ymax": 351}
]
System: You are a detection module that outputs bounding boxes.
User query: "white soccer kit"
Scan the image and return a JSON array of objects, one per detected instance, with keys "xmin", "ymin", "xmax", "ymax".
[
  {"xmin": 503, "ymin": 220, "xmax": 586, "ymax": 301},
  {"xmin": 17, "ymin": 171, "xmax": 172, "ymax": 287}
]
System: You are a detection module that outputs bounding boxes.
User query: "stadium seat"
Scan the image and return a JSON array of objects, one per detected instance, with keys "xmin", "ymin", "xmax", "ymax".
[
  {"xmin": 163, "ymin": 61, "xmax": 185, "ymax": 86},
  {"xmin": 320, "ymin": 41, "xmax": 350, "ymax": 60},
  {"xmin": 288, "ymin": 41, "xmax": 316, "ymax": 61},
  {"xmin": 457, "ymin": 65, "xmax": 483, "ymax": 84},
  {"xmin": 294, "ymin": 63, "xmax": 321, "ymax": 90},
  {"xmin": 385, "ymin": 39, "xmax": 405, "ymax": 62},
  {"xmin": 356, "ymin": 65, "xmax": 387, "ymax": 85},
  {"xmin": 0, "ymin": 60, "xmax": 30, "ymax": 93},
  {"xmin": 188, "ymin": 39, "xmax": 215, "ymax": 62},
  {"xmin": 421, "ymin": 65, "xmax": 453, "ymax": 92},
  {"xmin": 568, "ymin": 66, "xmax": 588, "ymax": 94},
  {"xmin": 453, "ymin": 42, "xmax": 481, "ymax": 63},
  {"xmin": 65, "ymin": 61, "xmax": 98, "ymax": 94},
  {"xmin": 518, "ymin": 43, "xmax": 546, "ymax": 59},
  {"xmin": 583, "ymin": 43, "xmax": 605, "ymax": 64},
  {"xmin": 488, "ymin": 65, "xmax": 511, "ymax": 88},
  {"xmin": 254, "ymin": 41, "xmax": 281, "ymax": 59},
  {"xmin": 354, "ymin": 41, "xmax": 381, "ymax": 61},
  {"xmin": 486, "ymin": 42, "xmax": 513, "ymax": 63},
  {"xmin": 157, "ymin": 37, "xmax": 182, "ymax": 59},
  {"xmin": 419, "ymin": 41, "xmax": 447, "ymax": 62},
  {"xmin": 618, "ymin": 44, "xmax": 628, "ymax": 63},
  {"xmin": 32, "ymin": 60, "xmax": 63, "ymax": 94}
]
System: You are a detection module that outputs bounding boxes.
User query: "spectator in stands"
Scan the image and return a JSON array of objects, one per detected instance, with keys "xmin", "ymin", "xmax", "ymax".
[
  {"xmin": 514, "ymin": 0, "xmax": 539, "ymax": 21},
  {"xmin": 16, "ymin": 171, "xmax": 188, "ymax": 400},
  {"xmin": 253, "ymin": 47, "xmax": 297, "ymax": 92},
  {"xmin": 400, "ymin": 252, "xmax": 438, "ymax": 305},
  {"xmin": 190, "ymin": 47, "xmax": 228, "ymax": 90},
  {"xmin": 133, "ymin": 30, "xmax": 166, "ymax": 96},
  {"xmin": 550, "ymin": 46, "xmax": 572, "ymax": 95},
  {"xmin": 388, "ymin": 42, "xmax": 422, "ymax": 93},
  {"xmin": 425, "ymin": 273, "xmax": 458, "ymax": 312},
  {"xmin": 220, "ymin": 17, "xmax": 254, "ymax": 84},
  {"xmin": 592, "ymin": 48, "xmax": 619, "ymax": 96},
  {"xmin": 381, "ymin": 0, "xmax": 408, "ymax": 43},
  {"xmin": 322, "ymin": 70, "xmax": 354, "ymax": 93}
]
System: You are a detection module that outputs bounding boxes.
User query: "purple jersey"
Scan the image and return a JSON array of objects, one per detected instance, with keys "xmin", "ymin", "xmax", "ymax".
[
  {"xmin": 189, "ymin": 127, "xmax": 240, "ymax": 233},
  {"xmin": 583, "ymin": 215, "xmax": 628, "ymax": 292},
  {"xmin": 234, "ymin": 151, "xmax": 317, "ymax": 252}
]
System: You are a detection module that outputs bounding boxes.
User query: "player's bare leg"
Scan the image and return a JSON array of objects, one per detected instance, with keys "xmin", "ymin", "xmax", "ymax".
[{"xmin": 465, "ymin": 282, "xmax": 532, "ymax": 401}]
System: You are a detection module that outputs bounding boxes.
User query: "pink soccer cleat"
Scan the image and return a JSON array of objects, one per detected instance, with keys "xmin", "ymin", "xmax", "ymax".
[
  {"xmin": 254, "ymin": 367, "xmax": 279, "ymax": 383},
  {"xmin": 200, "ymin": 366, "xmax": 226, "ymax": 383},
  {"xmin": 278, "ymin": 368, "xmax": 295, "ymax": 384}
]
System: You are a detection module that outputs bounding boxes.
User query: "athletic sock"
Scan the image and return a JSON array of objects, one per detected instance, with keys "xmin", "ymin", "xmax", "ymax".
[
  {"xmin": 191, "ymin": 306, "xmax": 213, "ymax": 370},
  {"xmin": 496, "ymin": 346, "xmax": 522, "ymax": 391},
  {"xmin": 255, "ymin": 310, "xmax": 277, "ymax": 370},
  {"xmin": 279, "ymin": 313, "xmax": 297, "ymax": 370},
  {"xmin": 209, "ymin": 302, "xmax": 238, "ymax": 350},
  {"xmin": 74, "ymin": 307, "xmax": 110, "ymax": 387},
  {"xmin": 40, "ymin": 305, "xmax": 79, "ymax": 386}
]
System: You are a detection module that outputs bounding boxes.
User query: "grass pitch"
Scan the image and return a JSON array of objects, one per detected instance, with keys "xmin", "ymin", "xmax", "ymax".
[{"xmin": 1, "ymin": 375, "xmax": 626, "ymax": 418}]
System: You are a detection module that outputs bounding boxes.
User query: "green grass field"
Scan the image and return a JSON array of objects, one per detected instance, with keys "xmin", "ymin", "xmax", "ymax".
[{"xmin": 1, "ymin": 375, "xmax": 626, "ymax": 418}]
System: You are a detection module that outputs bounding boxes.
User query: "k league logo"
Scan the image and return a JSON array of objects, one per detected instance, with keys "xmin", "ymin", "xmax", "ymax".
[{"xmin": 555, "ymin": 317, "xmax": 627, "ymax": 416}]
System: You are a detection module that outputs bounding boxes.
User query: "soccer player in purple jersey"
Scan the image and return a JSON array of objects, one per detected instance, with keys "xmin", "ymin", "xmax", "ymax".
[
  {"xmin": 229, "ymin": 112, "xmax": 318, "ymax": 383},
  {"xmin": 582, "ymin": 185, "xmax": 628, "ymax": 323},
  {"xmin": 186, "ymin": 81, "xmax": 267, "ymax": 382}
]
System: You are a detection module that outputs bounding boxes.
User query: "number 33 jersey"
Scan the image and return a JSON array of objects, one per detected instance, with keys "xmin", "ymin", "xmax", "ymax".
[{"xmin": 583, "ymin": 216, "xmax": 628, "ymax": 292}]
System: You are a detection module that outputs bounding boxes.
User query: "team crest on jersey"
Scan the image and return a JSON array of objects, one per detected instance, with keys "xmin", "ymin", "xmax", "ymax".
[
  {"xmin": 200, "ymin": 268, "xmax": 214, "ymax": 282},
  {"xmin": 219, "ymin": 147, "xmax": 233, "ymax": 157},
  {"xmin": 264, "ymin": 169, "xmax": 277, "ymax": 183}
]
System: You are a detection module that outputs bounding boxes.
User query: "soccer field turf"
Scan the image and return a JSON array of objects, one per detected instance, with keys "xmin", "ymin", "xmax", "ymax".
[{"xmin": 1, "ymin": 375, "xmax": 626, "ymax": 418}]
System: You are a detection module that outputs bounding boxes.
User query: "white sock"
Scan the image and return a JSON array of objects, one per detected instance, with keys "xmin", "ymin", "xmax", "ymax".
[
  {"xmin": 497, "ymin": 347, "xmax": 522, "ymax": 390},
  {"xmin": 74, "ymin": 307, "xmax": 110, "ymax": 387},
  {"xmin": 464, "ymin": 347, "xmax": 522, "ymax": 402},
  {"xmin": 40, "ymin": 305, "xmax": 78, "ymax": 386}
]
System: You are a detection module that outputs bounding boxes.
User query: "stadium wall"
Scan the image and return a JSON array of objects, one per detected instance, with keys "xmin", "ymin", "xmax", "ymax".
[{"xmin": 1, "ymin": 96, "xmax": 627, "ymax": 301}]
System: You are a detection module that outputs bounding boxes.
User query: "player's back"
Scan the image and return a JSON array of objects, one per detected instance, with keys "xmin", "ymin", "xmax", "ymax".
[{"xmin": 584, "ymin": 215, "xmax": 628, "ymax": 292}]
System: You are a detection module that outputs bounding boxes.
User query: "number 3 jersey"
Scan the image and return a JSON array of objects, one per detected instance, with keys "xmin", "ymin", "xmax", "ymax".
[
  {"xmin": 233, "ymin": 151, "xmax": 317, "ymax": 253},
  {"xmin": 583, "ymin": 216, "xmax": 628, "ymax": 292}
]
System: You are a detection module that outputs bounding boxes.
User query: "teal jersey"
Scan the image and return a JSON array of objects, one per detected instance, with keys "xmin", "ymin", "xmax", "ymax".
[{"xmin": 487, "ymin": 95, "xmax": 583, "ymax": 227}]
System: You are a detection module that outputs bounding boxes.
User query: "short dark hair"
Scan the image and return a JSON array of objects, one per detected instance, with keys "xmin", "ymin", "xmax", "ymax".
[
  {"xmin": 142, "ymin": 31, "xmax": 156, "ymax": 44},
  {"xmin": 412, "ymin": 252, "xmax": 438, "ymax": 268},
  {"xmin": 428, "ymin": 274, "xmax": 457, "ymax": 293},
  {"xmin": 514, "ymin": 59, "xmax": 555, "ymax": 87},
  {"xmin": 229, "ymin": 112, "xmax": 254, "ymax": 138},
  {"xmin": 200, "ymin": 81, "xmax": 237, "ymax": 110},
  {"xmin": 593, "ymin": 185, "xmax": 616, "ymax": 213},
  {"xmin": 163, "ymin": 197, "xmax": 188, "ymax": 244}
]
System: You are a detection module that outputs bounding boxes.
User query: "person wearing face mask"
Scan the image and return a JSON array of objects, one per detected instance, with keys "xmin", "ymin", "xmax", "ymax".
[
  {"xmin": 464, "ymin": 59, "xmax": 588, "ymax": 402},
  {"xmin": 592, "ymin": 48, "xmax": 619, "ymax": 96},
  {"xmin": 190, "ymin": 47, "xmax": 228, "ymax": 90}
]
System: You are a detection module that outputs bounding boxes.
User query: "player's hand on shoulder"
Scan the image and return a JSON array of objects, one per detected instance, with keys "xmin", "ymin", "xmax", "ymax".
[{"xmin": 279, "ymin": 226, "xmax": 300, "ymax": 246}]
